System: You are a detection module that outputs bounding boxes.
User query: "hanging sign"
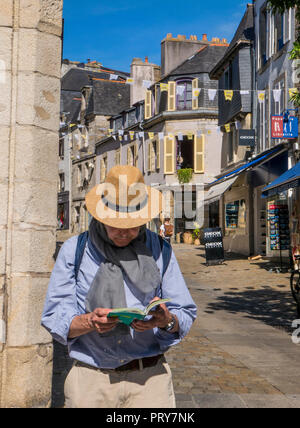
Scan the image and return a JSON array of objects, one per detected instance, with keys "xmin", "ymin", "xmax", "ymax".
[
  {"xmin": 271, "ymin": 115, "xmax": 299, "ymax": 139},
  {"xmin": 238, "ymin": 129, "xmax": 255, "ymax": 146}
]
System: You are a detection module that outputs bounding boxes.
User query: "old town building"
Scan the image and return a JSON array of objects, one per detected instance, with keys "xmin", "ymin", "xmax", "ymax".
[{"xmin": 96, "ymin": 35, "xmax": 228, "ymax": 239}]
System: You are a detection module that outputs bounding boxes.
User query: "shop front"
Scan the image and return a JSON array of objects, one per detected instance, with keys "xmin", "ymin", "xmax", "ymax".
[
  {"xmin": 205, "ymin": 145, "xmax": 289, "ymax": 257},
  {"xmin": 262, "ymin": 161, "xmax": 300, "ymax": 267},
  {"xmin": 222, "ymin": 174, "xmax": 250, "ymax": 255}
]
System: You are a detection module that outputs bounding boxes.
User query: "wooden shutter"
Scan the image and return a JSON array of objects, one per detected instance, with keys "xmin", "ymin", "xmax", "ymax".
[
  {"xmin": 168, "ymin": 81, "xmax": 176, "ymax": 111},
  {"xmin": 194, "ymin": 134, "xmax": 205, "ymax": 173},
  {"xmin": 145, "ymin": 90, "xmax": 152, "ymax": 119},
  {"xmin": 156, "ymin": 139, "xmax": 160, "ymax": 170},
  {"xmin": 192, "ymin": 78, "xmax": 199, "ymax": 110},
  {"xmin": 164, "ymin": 136, "xmax": 175, "ymax": 174},
  {"xmin": 134, "ymin": 142, "xmax": 138, "ymax": 167},
  {"xmin": 151, "ymin": 142, "xmax": 156, "ymax": 172},
  {"xmin": 127, "ymin": 146, "xmax": 132, "ymax": 165},
  {"xmin": 155, "ymin": 85, "xmax": 158, "ymax": 114},
  {"xmin": 147, "ymin": 141, "xmax": 151, "ymax": 172}
]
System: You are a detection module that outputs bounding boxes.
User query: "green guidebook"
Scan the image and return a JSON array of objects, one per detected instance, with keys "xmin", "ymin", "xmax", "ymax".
[{"xmin": 107, "ymin": 298, "xmax": 171, "ymax": 326}]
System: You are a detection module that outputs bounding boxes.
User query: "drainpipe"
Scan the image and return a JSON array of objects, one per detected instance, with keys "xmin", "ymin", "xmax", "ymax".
[{"xmin": 249, "ymin": 0, "xmax": 257, "ymax": 256}]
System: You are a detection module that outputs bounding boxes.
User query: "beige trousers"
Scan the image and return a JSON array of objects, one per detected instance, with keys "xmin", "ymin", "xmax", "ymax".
[{"xmin": 64, "ymin": 357, "xmax": 176, "ymax": 408}]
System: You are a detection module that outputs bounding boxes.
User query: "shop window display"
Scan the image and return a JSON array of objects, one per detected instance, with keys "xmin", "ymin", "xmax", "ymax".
[
  {"xmin": 225, "ymin": 199, "xmax": 246, "ymax": 231},
  {"xmin": 290, "ymin": 196, "xmax": 300, "ymax": 269},
  {"xmin": 267, "ymin": 202, "xmax": 290, "ymax": 251}
]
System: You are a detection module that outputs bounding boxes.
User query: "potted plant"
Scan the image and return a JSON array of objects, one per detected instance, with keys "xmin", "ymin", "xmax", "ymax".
[
  {"xmin": 177, "ymin": 168, "xmax": 193, "ymax": 184},
  {"xmin": 192, "ymin": 223, "xmax": 201, "ymax": 246}
]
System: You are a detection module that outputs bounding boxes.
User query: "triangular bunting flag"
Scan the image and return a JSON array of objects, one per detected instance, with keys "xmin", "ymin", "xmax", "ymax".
[
  {"xmin": 208, "ymin": 89, "xmax": 217, "ymax": 101},
  {"xmin": 142, "ymin": 80, "xmax": 152, "ymax": 89},
  {"xmin": 160, "ymin": 83, "xmax": 168, "ymax": 92},
  {"xmin": 192, "ymin": 88, "xmax": 201, "ymax": 98},
  {"xmin": 224, "ymin": 124, "xmax": 231, "ymax": 133},
  {"xmin": 224, "ymin": 90, "xmax": 233, "ymax": 101},
  {"xmin": 273, "ymin": 89, "xmax": 281, "ymax": 103},
  {"xmin": 258, "ymin": 91, "xmax": 265, "ymax": 103},
  {"xmin": 176, "ymin": 85, "xmax": 185, "ymax": 96},
  {"xmin": 110, "ymin": 74, "xmax": 118, "ymax": 80}
]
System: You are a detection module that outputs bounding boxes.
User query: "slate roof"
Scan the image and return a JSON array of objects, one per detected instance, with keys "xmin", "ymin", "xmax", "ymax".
[
  {"xmin": 167, "ymin": 44, "xmax": 229, "ymax": 77},
  {"xmin": 86, "ymin": 79, "xmax": 130, "ymax": 116},
  {"xmin": 210, "ymin": 4, "xmax": 254, "ymax": 78},
  {"xmin": 61, "ymin": 67, "xmax": 128, "ymax": 92},
  {"xmin": 60, "ymin": 90, "xmax": 81, "ymax": 124},
  {"xmin": 226, "ymin": 3, "xmax": 254, "ymax": 52},
  {"xmin": 60, "ymin": 65, "xmax": 130, "ymax": 123}
]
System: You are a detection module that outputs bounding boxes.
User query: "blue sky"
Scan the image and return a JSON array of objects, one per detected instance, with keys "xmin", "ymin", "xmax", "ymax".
[{"xmin": 63, "ymin": 0, "xmax": 250, "ymax": 72}]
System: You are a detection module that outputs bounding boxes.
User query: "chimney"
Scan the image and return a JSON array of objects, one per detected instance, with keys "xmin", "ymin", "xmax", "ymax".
[
  {"xmin": 161, "ymin": 33, "xmax": 204, "ymax": 76},
  {"xmin": 130, "ymin": 57, "xmax": 161, "ymax": 105},
  {"xmin": 202, "ymin": 34, "xmax": 208, "ymax": 42}
]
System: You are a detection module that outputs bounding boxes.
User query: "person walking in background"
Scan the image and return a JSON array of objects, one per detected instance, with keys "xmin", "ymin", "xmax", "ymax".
[
  {"xmin": 41, "ymin": 166, "xmax": 196, "ymax": 408},
  {"xmin": 160, "ymin": 217, "xmax": 174, "ymax": 244}
]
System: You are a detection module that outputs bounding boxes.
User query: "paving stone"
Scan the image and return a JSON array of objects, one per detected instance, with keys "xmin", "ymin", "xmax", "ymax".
[{"xmin": 166, "ymin": 244, "xmax": 300, "ymax": 408}]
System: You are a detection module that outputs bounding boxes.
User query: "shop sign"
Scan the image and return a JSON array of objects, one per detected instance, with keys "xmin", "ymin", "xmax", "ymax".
[
  {"xmin": 238, "ymin": 129, "xmax": 255, "ymax": 146},
  {"xmin": 203, "ymin": 227, "xmax": 224, "ymax": 266},
  {"xmin": 271, "ymin": 115, "xmax": 298, "ymax": 139}
]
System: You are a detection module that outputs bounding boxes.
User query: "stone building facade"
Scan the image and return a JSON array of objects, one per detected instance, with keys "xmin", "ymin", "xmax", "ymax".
[
  {"xmin": 96, "ymin": 35, "xmax": 229, "ymax": 238},
  {"xmin": 0, "ymin": 0, "xmax": 63, "ymax": 407}
]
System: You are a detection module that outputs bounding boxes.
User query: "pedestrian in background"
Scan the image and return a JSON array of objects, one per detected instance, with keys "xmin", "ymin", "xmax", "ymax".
[
  {"xmin": 160, "ymin": 217, "xmax": 174, "ymax": 244},
  {"xmin": 41, "ymin": 166, "xmax": 197, "ymax": 408}
]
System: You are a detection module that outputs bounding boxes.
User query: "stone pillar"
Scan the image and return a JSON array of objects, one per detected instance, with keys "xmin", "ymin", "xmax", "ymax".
[{"xmin": 0, "ymin": 0, "xmax": 63, "ymax": 407}]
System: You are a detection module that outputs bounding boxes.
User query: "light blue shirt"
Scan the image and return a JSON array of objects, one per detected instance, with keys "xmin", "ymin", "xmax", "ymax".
[{"xmin": 41, "ymin": 233, "xmax": 197, "ymax": 369}]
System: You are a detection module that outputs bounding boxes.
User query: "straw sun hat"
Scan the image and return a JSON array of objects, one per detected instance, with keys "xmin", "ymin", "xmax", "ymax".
[{"xmin": 85, "ymin": 165, "xmax": 164, "ymax": 229}]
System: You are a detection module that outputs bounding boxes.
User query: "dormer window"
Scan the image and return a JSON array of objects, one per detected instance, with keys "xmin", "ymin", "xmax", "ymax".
[{"xmin": 176, "ymin": 80, "xmax": 192, "ymax": 110}]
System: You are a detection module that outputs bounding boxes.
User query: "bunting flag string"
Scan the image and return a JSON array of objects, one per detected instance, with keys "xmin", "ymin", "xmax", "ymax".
[
  {"xmin": 64, "ymin": 121, "xmax": 255, "ymax": 141},
  {"xmin": 90, "ymin": 73, "xmax": 298, "ymax": 99},
  {"xmin": 88, "ymin": 76, "xmax": 298, "ymax": 103}
]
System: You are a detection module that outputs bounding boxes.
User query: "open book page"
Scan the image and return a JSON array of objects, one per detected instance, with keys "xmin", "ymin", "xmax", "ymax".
[
  {"xmin": 144, "ymin": 298, "xmax": 171, "ymax": 314},
  {"xmin": 107, "ymin": 298, "xmax": 171, "ymax": 325}
]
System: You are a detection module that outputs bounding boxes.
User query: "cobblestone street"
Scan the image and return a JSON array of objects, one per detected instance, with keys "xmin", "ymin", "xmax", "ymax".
[{"xmin": 167, "ymin": 244, "xmax": 300, "ymax": 408}]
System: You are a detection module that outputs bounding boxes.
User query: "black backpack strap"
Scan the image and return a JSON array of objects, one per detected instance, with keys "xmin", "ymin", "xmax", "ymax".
[
  {"xmin": 74, "ymin": 231, "xmax": 89, "ymax": 282},
  {"xmin": 74, "ymin": 230, "xmax": 172, "ymax": 283}
]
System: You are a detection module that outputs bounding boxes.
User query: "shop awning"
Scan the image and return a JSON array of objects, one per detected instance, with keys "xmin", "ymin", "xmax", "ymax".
[
  {"xmin": 205, "ymin": 176, "xmax": 238, "ymax": 205},
  {"xmin": 210, "ymin": 146, "xmax": 285, "ymax": 185},
  {"xmin": 262, "ymin": 162, "xmax": 300, "ymax": 198}
]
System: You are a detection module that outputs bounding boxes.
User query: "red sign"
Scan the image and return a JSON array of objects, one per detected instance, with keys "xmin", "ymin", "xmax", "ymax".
[
  {"xmin": 271, "ymin": 115, "xmax": 299, "ymax": 139},
  {"xmin": 271, "ymin": 116, "xmax": 283, "ymax": 138}
]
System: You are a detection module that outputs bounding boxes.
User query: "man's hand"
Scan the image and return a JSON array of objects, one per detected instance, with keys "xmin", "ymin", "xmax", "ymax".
[
  {"xmin": 68, "ymin": 308, "xmax": 119, "ymax": 338},
  {"xmin": 131, "ymin": 297, "xmax": 178, "ymax": 333},
  {"xmin": 88, "ymin": 308, "xmax": 119, "ymax": 334}
]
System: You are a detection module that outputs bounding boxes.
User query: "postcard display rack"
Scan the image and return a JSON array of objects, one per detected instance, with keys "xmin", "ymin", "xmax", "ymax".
[{"xmin": 267, "ymin": 202, "xmax": 290, "ymax": 261}]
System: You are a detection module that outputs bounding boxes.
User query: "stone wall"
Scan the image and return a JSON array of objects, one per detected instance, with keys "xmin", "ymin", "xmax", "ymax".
[{"xmin": 0, "ymin": 0, "xmax": 63, "ymax": 407}]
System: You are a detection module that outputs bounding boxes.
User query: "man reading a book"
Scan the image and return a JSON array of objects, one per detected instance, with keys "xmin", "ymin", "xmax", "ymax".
[{"xmin": 42, "ymin": 166, "xmax": 197, "ymax": 408}]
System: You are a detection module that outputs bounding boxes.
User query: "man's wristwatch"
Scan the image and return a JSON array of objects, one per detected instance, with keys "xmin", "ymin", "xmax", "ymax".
[{"xmin": 161, "ymin": 314, "xmax": 176, "ymax": 332}]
